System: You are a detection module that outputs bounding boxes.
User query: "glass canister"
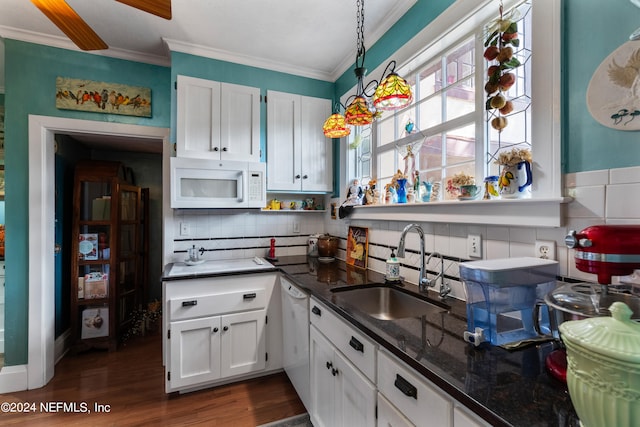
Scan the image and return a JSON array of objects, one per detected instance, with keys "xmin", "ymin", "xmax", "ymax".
[{"xmin": 483, "ymin": 175, "xmax": 500, "ymax": 200}]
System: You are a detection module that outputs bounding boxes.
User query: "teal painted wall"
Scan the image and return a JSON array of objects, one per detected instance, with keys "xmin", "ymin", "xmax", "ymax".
[
  {"xmin": 334, "ymin": 0, "xmax": 455, "ymax": 100},
  {"xmin": 3, "ymin": 40, "xmax": 171, "ymax": 365},
  {"xmin": 563, "ymin": 0, "xmax": 640, "ymax": 173},
  {"xmin": 169, "ymin": 52, "xmax": 335, "ymax": 161}
]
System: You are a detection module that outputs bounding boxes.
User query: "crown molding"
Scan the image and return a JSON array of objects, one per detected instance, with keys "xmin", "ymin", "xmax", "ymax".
[
  {"xmin": 0, "ymin": 25, "xmax": 170, "ymax": 67},
  {"xmin": 163, "ymin": 38, "xmax": 335, "ymax": 82}
]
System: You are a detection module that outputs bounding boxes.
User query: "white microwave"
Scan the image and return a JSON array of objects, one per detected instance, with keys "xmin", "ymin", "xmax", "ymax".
[{"xmin": 170, "ymin": 157, "xmax": 266, "ymax": 209}]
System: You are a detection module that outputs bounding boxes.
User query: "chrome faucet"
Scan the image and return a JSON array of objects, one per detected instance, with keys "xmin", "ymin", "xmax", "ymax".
[
  {"xmin": 397, "ymin": 224, "xmax": 429, "ymax": 292},
  {"xmin": 426, "ymin": 251, "xmax": 451, "ymax": 299}
]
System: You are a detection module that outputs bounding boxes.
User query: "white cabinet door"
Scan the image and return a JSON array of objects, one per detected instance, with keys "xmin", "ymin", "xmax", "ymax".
[
  {"xmin": 177, "ymin": 75, "xmax": 221, "ymax": 159},
  {"xmin": 169, "ymin": 316, "xmax": 221, "ymax": 391},
  {"xmin": 378, "ymin": 393, "xmax": 415, "ymax": 427},
  {"xmin": 177, "ymin": 75, "xmax": 260, "ymax": 162},
  {"xmin": 300, "ymin": 95, "xmax": 332, "ymax": 192},
  {"xmin": 266, "ymin": 91, "xmax": 332, "ymax": 192},
  {"xmin": 220, "ymin": 309, "xmax": 266, "ymax": 378},
  {"xmin": 310, "ymin": 326, "xmax": 336, "ymax": 427},
  {"xmin": 453, "ymin": 405, "xmax": 490, "ymax": 427},
  {"xmin": 377, "ymin": 349, "xmax": 453, "ymax": 427},
  {"xmin": 333, "ymin": 348, "xmax": 376, "ymax": 427},
  {"xmin": 310, "ymin": 325, "xmax": 376, "ymax": 427},
  {"xmin": 266, "ymin": 90, "xmax": 301, "ymax": 191},
  {"xmin": 220, "ymin": 82, "xmax": 261, "ymax": 162}
]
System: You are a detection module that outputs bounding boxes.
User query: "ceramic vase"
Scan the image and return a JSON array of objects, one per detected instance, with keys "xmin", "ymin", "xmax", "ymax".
[
  {"xmin": 499, "ymin": 161, "xmax": 532, "ymax": 199},
  {"xmin": 422, "ymin": 182, "xmax": 432, "ymax": 202}
]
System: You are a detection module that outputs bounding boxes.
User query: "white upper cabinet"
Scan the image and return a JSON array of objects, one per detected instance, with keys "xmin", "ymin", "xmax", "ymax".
[
  {"xmin": 176, "ymin": 75, "xmax": 260, "ymax": 162},
  {"xmin": 266, "ymin": 90, "xmax": 332, "ymax": 192}
]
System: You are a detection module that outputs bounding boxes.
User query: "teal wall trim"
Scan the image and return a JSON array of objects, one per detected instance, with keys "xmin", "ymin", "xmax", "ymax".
[{"xmin": 3, "ymin": 39, "xmax": 170, "ymax": 365}]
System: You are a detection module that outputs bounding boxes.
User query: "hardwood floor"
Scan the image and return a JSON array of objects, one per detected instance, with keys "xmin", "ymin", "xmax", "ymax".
[{"xmin": 0, "ymin": 333, "xmax": 306, "ymax": 426}]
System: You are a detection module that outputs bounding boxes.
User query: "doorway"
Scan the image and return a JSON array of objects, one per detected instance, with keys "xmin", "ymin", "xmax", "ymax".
[{"xmin": 0, "ymin": 115, "xmax": 169, "ymax": 392}]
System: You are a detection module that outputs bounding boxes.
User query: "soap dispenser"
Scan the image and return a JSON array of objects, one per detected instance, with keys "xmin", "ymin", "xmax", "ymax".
[{"xmin": 385, "ymin": 249, "xmax": 401, "ymax": 283}]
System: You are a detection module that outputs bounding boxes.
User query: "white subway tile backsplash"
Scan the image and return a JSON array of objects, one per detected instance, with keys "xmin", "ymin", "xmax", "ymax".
[
  {"xmin": 605, "ymin": 183, "xmax": 640, "ymax": 218},
  {"xmin": 566, "ymin": 185, "xmax": 605, "ymax": 218},
  {"xmin": 509, "ymin": 242, "xmax": 534, "ymax": 258},
  {"xmin": 564, "ymin": 169, "xmax": 608, "ymax": 188},
  {"xmin": 449, "ymin": 236, "xmax": 467, "ymax": 259},
  {"xmin": 609, "ymin": 165, "xmax": 640, "ymax": 184},
  {"xmin": 486, "ymin": 240, "xmax": 510, "ymax": 259},
  {"xmin": 486, "ymin": 226, "xmax": 509, "ymax": 241},
  {"xmin": 508, "ymin": 227, "xmax": 536, "ymax": 244}
]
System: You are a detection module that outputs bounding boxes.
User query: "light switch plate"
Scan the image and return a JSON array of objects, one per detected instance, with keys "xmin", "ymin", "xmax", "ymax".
[
  {"xmin": 467, "ymin": 234, "xmax": 482, "ymax": 258},
  {"xmin": 180, "ymin": 222, "xmax": 190, "ymax": 236}
]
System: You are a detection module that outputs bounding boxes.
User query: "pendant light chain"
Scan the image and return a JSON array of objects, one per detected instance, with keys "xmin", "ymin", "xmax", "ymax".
[{"xmin": 355, "ymin": 0, "xmax": 365, "ymax": 68}]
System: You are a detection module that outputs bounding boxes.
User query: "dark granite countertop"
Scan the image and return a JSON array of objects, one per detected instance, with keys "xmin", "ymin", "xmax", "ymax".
[{"xmin": 273, "ymin": 255, "xmax": 579, "ymax": 427}]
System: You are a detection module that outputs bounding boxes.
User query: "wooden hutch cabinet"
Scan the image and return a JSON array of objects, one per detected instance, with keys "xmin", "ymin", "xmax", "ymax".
[{"xmin": 70, "ymin": 160, "xmax": 145, "ymax": 351}]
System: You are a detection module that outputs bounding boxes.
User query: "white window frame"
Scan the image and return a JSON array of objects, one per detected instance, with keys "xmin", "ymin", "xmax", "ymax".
[{"xmin": 339, "ymin": 0, "xmax": 564, "ymax": 227}]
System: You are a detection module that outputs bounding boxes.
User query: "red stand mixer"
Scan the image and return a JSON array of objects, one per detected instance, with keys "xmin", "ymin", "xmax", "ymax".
[
  {"xmin": 565, "ymin": 225, "xmax": 640, "ymax": 289},
  {"xmin": 545, "ymin": 225, "xmax": 640, "ymax": 382}
]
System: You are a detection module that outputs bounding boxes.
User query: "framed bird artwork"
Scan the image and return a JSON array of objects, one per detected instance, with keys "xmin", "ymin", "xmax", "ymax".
[
  {"xmin": 55, "ymin": 77, "xmax": 152, "ymax": 117},
  {"xmin": 586, "ymin": 42, "xmax": 640, "ymax": 130}
]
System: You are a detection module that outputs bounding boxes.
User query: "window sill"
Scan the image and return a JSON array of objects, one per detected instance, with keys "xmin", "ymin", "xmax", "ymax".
[{"xmin": 348, "ymin": 197, "xmax": 571, "ymax": 228}]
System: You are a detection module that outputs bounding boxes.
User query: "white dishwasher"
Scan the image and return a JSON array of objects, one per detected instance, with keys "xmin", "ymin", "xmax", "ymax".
[{"xmin": 281, "ymin": 277, "xmax": 310, "ymax": 411}]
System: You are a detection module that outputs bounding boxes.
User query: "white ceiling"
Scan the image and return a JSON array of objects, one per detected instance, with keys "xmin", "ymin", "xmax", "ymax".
[{"xmin": 0, "ymin": 0, "xmax": 416, "ymax": 86}]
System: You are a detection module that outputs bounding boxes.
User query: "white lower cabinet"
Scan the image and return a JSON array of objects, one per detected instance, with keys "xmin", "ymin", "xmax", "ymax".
[
  {"xmin": 453, "ymin": 405, "xmax": 491, "ymax": 427},
  {"xmin": 378, "ymin": 349, "xmax": 490, "ymax": 427},
  {"xmin": 377, "ymin": 392, "xmax": 415, "ymax": 427},
  {"xmin": 163, "ymin": 273, "xmax": 280, "ymax": 393},
  {"xmin": 310, "ymin": 326, "xmax": 376, "ymax": 427},
  {"xmin": 378, "ymin": 349, "xmax": 452, "ymax": 427},
  {"xmin": 309, "ymin": 297, "xmax": 376, "ymax": 427}
]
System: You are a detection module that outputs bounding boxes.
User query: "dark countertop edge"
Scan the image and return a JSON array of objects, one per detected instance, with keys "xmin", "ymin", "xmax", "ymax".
[{"xmin": 294, "ymin": 274, "xmax": 511, "ymax": 427}]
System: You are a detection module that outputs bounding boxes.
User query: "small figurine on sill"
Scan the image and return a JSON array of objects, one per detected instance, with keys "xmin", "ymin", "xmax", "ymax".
[
  {"xmin": 345, "ymin": 179, "xmax": 364, "ymax": 206},
  {"xmin": 364, "ymin": 179, "xmax": 379, "ymax": 205}
]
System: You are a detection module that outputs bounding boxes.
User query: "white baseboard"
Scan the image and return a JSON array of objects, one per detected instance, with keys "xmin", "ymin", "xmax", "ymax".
[
  {"xmin": 0, "ymin": 365, "xmax": 28, "ymax": 393},
  {"xmin": 54, "ymin": 329, "xmax": 71, "ymax": 364}
]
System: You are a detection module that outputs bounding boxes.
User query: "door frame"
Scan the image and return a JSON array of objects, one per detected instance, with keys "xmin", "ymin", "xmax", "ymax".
[{"xmin": 0, "ymin": 115, "xmax": 170, "ymax": 391}]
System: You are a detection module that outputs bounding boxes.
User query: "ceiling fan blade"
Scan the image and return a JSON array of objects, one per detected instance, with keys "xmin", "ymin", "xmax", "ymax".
[
  {"xmin": 116, "ymin": 0, "xmax": 172, "ymax": 20},
  {"xmin": 31, "ymin": 0, "xmax": 108, "ymax": 51}
]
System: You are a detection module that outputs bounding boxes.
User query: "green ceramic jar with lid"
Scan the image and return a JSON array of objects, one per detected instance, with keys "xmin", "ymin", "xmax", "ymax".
[{"xmin": 559, "ymin": 302, "xmax": 640, "ymax": 427}]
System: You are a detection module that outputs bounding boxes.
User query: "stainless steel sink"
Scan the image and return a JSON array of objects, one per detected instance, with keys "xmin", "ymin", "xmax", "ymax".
[{"xmin": 331, "ymin": 285, "xmax": 449, "ymax": 320}]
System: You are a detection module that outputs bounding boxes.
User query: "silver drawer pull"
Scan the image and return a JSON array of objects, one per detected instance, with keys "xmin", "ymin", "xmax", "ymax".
[{"xmin": 181, "ymin": 300, "xmax": 197, "ymax": 307}]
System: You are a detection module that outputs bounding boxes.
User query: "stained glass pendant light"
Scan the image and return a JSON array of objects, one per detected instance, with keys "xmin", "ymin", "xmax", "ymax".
[
  {"xmin": 373, "ymin": 61, "xmax": 413, "ymax": 111},
  {"xmin": 345, "ymin": 96, "xmax": 373, "ymax": 126},
  {"xmin": 324, "ymin": 0, "xmax": 413, "ymax": 134},
  {"xmin": 323, "ymin": 112, "xmax": 351, "ymax": 138}
]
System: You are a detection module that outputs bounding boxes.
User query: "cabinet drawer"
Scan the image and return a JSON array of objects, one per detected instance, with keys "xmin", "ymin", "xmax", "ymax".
[
  {"xmin": 309, "ymin": 297, "xmax": 376, "ymax": 382},
  {"xmin": 378, "ymin": 349, "xmax": 452, "ymax": 427},
  {"xmin": 169, "ymin": 288, "xmax": 266, "ymax": 321}
]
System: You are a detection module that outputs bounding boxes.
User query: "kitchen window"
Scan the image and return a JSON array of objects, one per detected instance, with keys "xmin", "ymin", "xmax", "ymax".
[{"xmin": 345, "ymin": 0, "xmax": 561, "ymax": 209}]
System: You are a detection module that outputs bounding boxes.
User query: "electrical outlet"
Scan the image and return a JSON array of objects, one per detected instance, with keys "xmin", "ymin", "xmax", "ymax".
[
  {"xmin": 535, "ymin": 240, "xmax": 556, "ymax": 260},
  {"xmin": 180, "ymin": 222, "xmax": 190, "ymax": 236},
  {"xmin": 292, "ymin": 222, "xmax": 300, "ymax": 233},
  {"xmin": 467, "ymin": 234, "xmax": 482, "ymax": 258}
]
